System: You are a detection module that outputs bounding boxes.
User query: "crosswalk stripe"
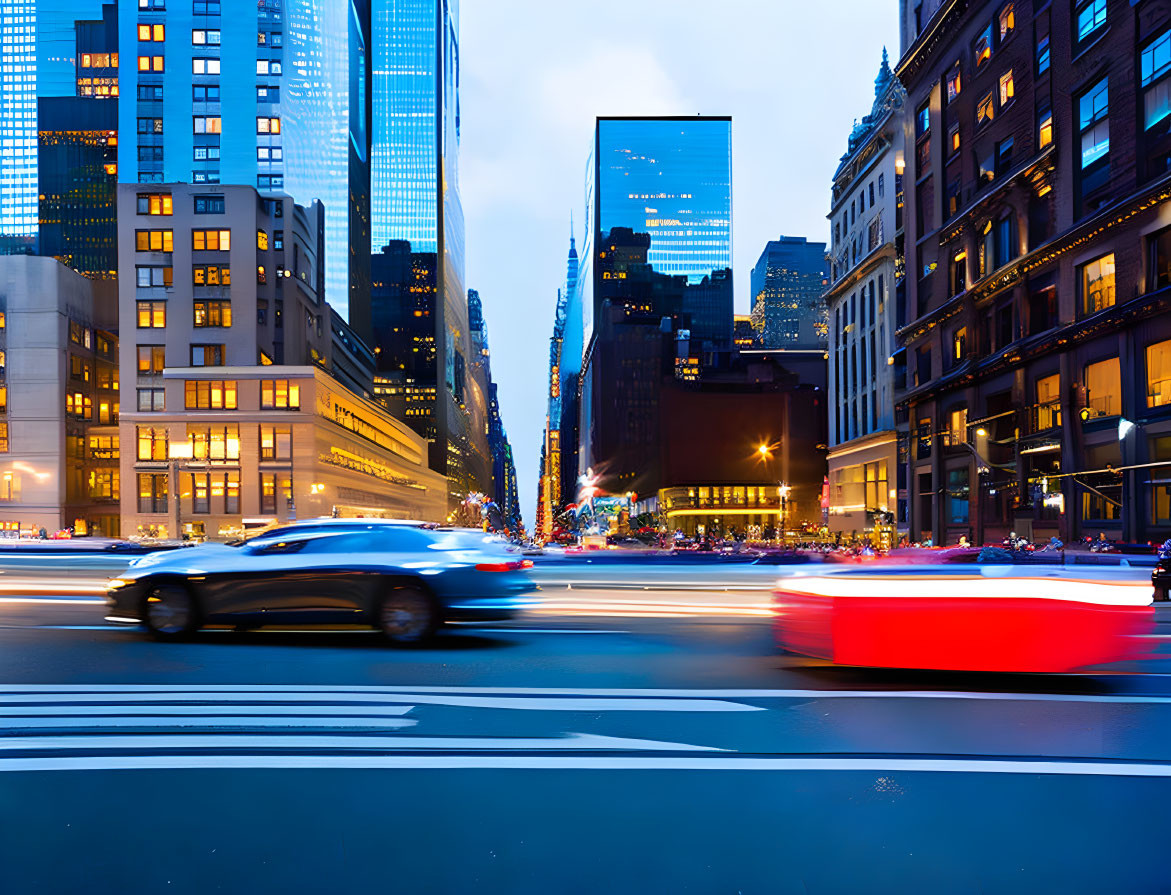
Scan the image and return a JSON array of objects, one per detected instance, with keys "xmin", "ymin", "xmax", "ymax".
[
  {"xmin": 0, "ymin": 717, "xmax": 417, "ymax": 730},
  {"xmin": 0, "ymin": 704, "xmax": 415, "ymax": 716}
]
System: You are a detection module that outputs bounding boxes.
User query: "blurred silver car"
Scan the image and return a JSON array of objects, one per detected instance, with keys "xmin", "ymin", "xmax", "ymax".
[{"xmin": 105, "ymin": 519, "xmax": 536, "ymax": 644}]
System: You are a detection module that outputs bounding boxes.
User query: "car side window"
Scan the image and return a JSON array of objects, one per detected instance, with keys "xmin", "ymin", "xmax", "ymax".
[
  {"xmin": 249, "ymin": 539, "xmax": 309, "ymax": 556},
  {"xmin": 296, "ymin": 528, "xmax": 431, "ymax": 555}
]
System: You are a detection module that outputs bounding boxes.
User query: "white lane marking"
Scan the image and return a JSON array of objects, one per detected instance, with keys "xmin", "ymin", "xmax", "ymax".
[
  {"xmin": 0, "ymin": 717, "xmax": 418, "ymax": 730},
  {"xmin": 0, "ymin": 625, "xmax": 131, "ymax": 632},
  {"xmin": 3, "ymin": 684, "xmax": 1171, "ymax": 706},
  {"xmin": 0, "ymin": 704, "xmax": 414, "ymax": 716},
  {"xmin": 0, "ymin": 598, "xmax": 104, "ymax": 605},
  {"xmin": 0, "ymin": 732, "xmax": 723, "ymax": 753},
  {"xmin": 461, "ymin": 628, "xmax": 630, "ymax": 635},
  {"xmin": 0, "ymin": 692, "xmax": 762, "ymax": 712},
  {"xmin": 1, "ymin": 755, "xmax": 1170, "ymax": 775}
]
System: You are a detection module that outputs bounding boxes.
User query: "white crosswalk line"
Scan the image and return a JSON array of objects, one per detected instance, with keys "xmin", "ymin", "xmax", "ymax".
[
  {"xmin": 0, "ymin": 704, "xmax": 414, "ymax": 716},
  {"xmin": 0, "ymin": 717, "xmax": 418, "ymax": 730},
  {"xmin": 0, "ymin": 732, "xmax": 723, "ymax": 753}
]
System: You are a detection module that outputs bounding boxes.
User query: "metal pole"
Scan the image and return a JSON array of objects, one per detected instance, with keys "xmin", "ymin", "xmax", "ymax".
[{"xmin": 169, "ymin": 458, "xmax": 181, "ymax": 541}]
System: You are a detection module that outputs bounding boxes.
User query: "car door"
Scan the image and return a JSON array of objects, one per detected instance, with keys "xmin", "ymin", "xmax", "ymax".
[
  {"xmin": 260, "ymin": 530, "xmax": 383, "ymax": 624},
  {"xmin": 200, "ymin": 537, "xmax": 316, "ymax": 622}
]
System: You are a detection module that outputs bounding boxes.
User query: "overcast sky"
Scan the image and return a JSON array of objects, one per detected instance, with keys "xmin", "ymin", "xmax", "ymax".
[{"xmin": 461, "ymin": 1, "xmax": 901, "ymax": 527}]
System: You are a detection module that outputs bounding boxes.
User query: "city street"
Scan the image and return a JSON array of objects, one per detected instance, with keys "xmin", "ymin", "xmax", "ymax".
[{"xmin": 1, "ymin": 562, "xmax": 1170, "ymax": 894}]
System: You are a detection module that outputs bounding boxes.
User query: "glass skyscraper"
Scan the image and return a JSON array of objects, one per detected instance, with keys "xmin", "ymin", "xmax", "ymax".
[
  {"xmin": 595, "ymin": 118, "xmax": 732, "ymax": 281},
  {"xmin": 0, "ymin": 0, "xmax": 40, "ymax": 248},
  {"xmin": 369, "ymin": 0, "xmax": 489, "ymax": 507},
  {"xmin": 116, "ymin": 0, "xmax": 370, "ymax": 321}
]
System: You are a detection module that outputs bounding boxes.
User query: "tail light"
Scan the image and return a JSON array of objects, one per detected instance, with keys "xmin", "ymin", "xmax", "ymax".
[{"xmin": 475, "ymin": 559, "xmax": 533, "ymax": 572}]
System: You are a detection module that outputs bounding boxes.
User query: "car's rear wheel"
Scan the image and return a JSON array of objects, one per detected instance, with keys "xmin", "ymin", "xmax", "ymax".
[
  {"xmin": 142, "ymin": 582, "xmax": 200, "ymax": 640},
  {"xmin": 378, "ymin": 584, "xmax": 439, "ymax": 646}
]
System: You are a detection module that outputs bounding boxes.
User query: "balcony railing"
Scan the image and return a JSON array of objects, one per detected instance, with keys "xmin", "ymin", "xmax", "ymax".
[{"xmin": 1031, "ymin": 400, "xmax": 1061, "ymax": 432}]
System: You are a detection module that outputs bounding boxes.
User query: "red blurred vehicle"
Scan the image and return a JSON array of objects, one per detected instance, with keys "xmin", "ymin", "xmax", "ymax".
[{"xmin": 774, "ymin": 570, "xmax": 1154, "ymax": 673}]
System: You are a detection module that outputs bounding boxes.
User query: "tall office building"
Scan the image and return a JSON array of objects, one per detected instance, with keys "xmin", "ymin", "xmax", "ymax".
[
  {"xmin": 578, "ymin": 116, "xmax": 733, "ymax": 498},
  {"xmin": 369, "ymin": 0, "xmax": 490, "ymax": 508},
  {"xmin": 0, "ymin": 0, "xmax": 39, "ymax": 253},
  {"xmin": 116, "ymin": 0, "xmax": 371, "ymax": 323},
  {"xmin": 37, "ymin": 3, "xmax": 119, "ymax": 280},
  {"xmin": 750, "ymin": 236, "xmax": 830, "ymax": 349}
]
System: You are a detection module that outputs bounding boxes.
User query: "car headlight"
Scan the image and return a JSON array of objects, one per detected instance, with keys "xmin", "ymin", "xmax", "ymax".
[{"xmin": 107, "ymin": 578, "xmax": 131, "ymax": 589}]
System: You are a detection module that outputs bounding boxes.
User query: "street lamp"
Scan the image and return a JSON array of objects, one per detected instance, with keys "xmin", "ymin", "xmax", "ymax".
[{"xmin": 167, "ymin": 440, "xmax": 194, "ymax": 541}]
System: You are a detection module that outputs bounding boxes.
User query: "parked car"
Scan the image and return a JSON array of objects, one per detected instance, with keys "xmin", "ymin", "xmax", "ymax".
[
  {"xmin": 1153, "ymin": 539, "xmax": 1171, "ymax": 602},
  {"xmin": 105, "ymin": 519, "xmax": 536, "ymax": 644}
]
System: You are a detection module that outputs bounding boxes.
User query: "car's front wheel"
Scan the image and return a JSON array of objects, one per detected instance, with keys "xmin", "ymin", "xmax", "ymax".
[
  {"xmin": 142, "ymin": 582, "xmax": 200, "ymax": 640},
  {"xmin": 378, "ymin": 584, "xmax": 439, "ymax": 646}
]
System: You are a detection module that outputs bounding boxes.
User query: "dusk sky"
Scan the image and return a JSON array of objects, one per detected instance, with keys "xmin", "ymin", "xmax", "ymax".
[{"xmin": 461, "ymin": 1, "xmax": 901, "ymax": 523}]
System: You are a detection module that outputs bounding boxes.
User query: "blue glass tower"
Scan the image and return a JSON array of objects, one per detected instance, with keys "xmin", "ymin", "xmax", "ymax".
[
  {"xmin": 370, "ymin": 0, "xmax": 488, "ymax": 507},
  {"xmin": 116, "ymin": 0, "xmax": 370, "ymax": 321}
]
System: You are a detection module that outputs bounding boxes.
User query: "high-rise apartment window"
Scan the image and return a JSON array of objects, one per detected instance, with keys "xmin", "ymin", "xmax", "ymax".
[
  {"xmin": 135, "ymin": 230, "xmax": 173, "ymax": 252},
  {"xmin": 193, "ymin": 116, "xmax": 221, "ymax": 134},
  {"xmin": 998, "ymin": 3, "xmax": 1014, "ymax": 39},
  {"xmin": 136, "ymin": 427, "xmax": 168, "ymax": 462},
  {"xmin": 192, "ymin": 85, "xmax": 220, "ymax": 102},
  {"xmin": 190, "ymin": 345, "xmax": 225, "ymax": 367},
  {"xmin": 137, "ymin": 345, "xmax": 166, "ymax": 375},
  {"xmin": 261, "ymin": 380, "xmax": 300, "ymax": 410},
  {"xmin": 192, "ymin": 229, "xmax": 231, "ymax": 251},
  {"xmin": 946, "ymin": 66, "xmax": 962, "ymax": 102},
  {"xmin": 191, "ymin": 474, "xmax": 210, "ymax": 515},
  {"xmin": 1076, "ymin": 0, "xmax": 1107, "ymax": 44},
  {"xmin": 259, "ymin": 425, "xmax": 292, "ymax": 460},
  {"xmin": 1147, "ymin": 340, "xmax": 1171, "ymax": 408},
  {"xmin": 185, "ymin": 380, "xmax": 237, "ymax": 410},
  {"xmin": 996, "ymin": 137, "xmax": 1014, "ymax": 176},
  {"xmin": 136, "ymin": 194, "xmax": 172, "ymax": 215},
  {"xmin": 192, "ymin": 29, "xmax": 220, "ymax": 45},
  {"xmin": 974, "ymin": 24, "xmax": 992, "ymax": 68},
  {"xmin": 1038, "ymin": 107, "xmax": 1053, "ymax": 148},
  {"xmin": 136, "ymin": 266, "xmax": 172, "ymax": 288},
  {"xmin": 947, "ymin": 468, "xmax": 970, "ymax": 524},
  {"xmin": 257, "ymin": 86, "xmax": 280, "ymax": 103},
  {"xmin": 1080, "ymin": 252, "xmax": 1116, "ymax": 315},
  {"xmin": 977, "ymin": 91, "xmax": 995, "ymax": 127},
  {"xmin": 193, "ymin": 147, "xmax": 221, "ymax": 161},
  {"xmin": 1085, "ymin": 357, "xmax": 1121, "ymax": 417},
  {"xmin": 137, "ymin": 24, "xmax": 165, "ymax": 41},
  {"xmin": 189, "ymin": 425, "xmax": 240, "ymax": 462},
  {"xmin": 137, "ymin": 56, "xmax": 164, "ymax": 72},
  {"xmin": 256, "ymin": 60, "xmax": 282, "ymax": 76},
  {"xmin": 915, "ymin": 103, "xmax": 930, "ymax": 138},
  {"xmin": 1079, "ymin": 78, "xmax": 1110, "ymax": 168},
  {"xmin": 1142, "ymin": 30, "xmax": 1171, "ymax": 131},
  {"xmin": 1036, "ymin": 374, "xmax": 1061, "ymax": 429},
  {"xmin": 1150, "ymin": 225, "xmax": 1171, "ymax": 290},
  {"xmin": 88, "ymin": 471, "xmax": 119, "ymax": 501},
  {"xmin": 194, "ymin": 196, "xmax": 225, "ymax": 214},
  {"xmin": 273, "ymin": 230, "xmax": 284, "ymax": 250},
  {"xmin": 257, "ymin": 230, "xmax": 269, "ymax": 250},
  {"xmin": 136, "ymin": 118, "xmax": 164, "ymax": 135},
  {"xmin": 138, "ymin": 85, "xmax": 164, "ymax": 101},
  {"xmin": 193, "ymin": 1, "xmax": 220, "ymax": 13},
  {"xmin": 137, "ymin": 388, "xmax": 165, "ymax": 412},
  {"xmin": 952, "ymin": 327, "xmax": 968, "ymax": 362},
  {"xmin": 192, "ymin": 58, "xmax": 220, "ymax": 75},
  {"xmin": 1036, "ymin": 34, "xmax": 1050, "ymax": 74},
  {"xmin": 137, "ymin": 474, "xmax": 168, "ymax": 514},
  {"xmin": 257, "ymin": 265, "xmax": 267, "ymax": 285},
  {"xmin": 136, "ymin": 301, "xmax": 166, "ymax": 328},
  {"xmin": 192, "ymin": 265, "xmax": 230, "ymax": 286},
  {"xmin": 998, "ymin": 70, "xmax": 1014, "ymax": 106},
  {"xmin": 193, "ymin": 301, "xmax": 232, "ymax": 328},
  {"xmin": 256, "ymin": 117, "xmax": 281, "ymax": 135},
  {"xmin": 950, "ymin": 249, "xmax": 966, "ymax": 295}
]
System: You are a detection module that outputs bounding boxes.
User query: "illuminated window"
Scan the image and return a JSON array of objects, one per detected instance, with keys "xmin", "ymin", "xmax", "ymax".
[
  {"xmin": 259, "ymin": 425, "xmax": 292, "ymax": 460},
  {"xmin": 1038, "ymin": 107, "xmax": 1053, "ymax": 148},
  {"xmin": 136, "ymin": 193, "xmax": 172, "ymax": 215},
  {"xmin": 136, "ymin": 301, "xmax": 166, "ymax": 328},
  {"xmin": 1037, "ymin": 34, "xmax": 1050, "ymax": 75},
  {"xmin": 184, "ymin": 380, "xmax": 238, "ymax": 410},
  {"xmin": 1076, "ymin": 0, "xmax": 1107, "ymax": 43},
  {"xmin": 1142, "ymin": 30, "xmax": 1171, "ymax": 131},
  {"xmin": 1079, "ymin": 78, "xmax": 1110, "ymax": 169},
  {"xmin": 998, "ymin": 4, "xmax": 1014, "ymax": 39},
  {"xmin": 256, "ymin": 117, "xmax": 281, "ymax": 134},
  {"xmin": 193, "ymin": 300, "xmax": 232, "ymax": 328},
  {"xmin": 192, "ymin": 230, "xmax": 231, "ymax": 251},
  {"xmin": 1147, "ymin": 340, "xmax": 1171, "ymax": 408},
  {"xmin": 136, "ymin": 426, "xmax": 168, "ymax": 461},
  {"xmin": 193, "ymin": 265, "xmax": 230, "ymax": 286},
  {"xmin": 192, "ymin": 29, "xmax": 220, "ymax": 45},
  {"xmin": 257, "ymin": 229, "xmax": 269, "ymax": 250},
  {"xmin": 946, "ymin": 66, "xmax": 961, "ymax": 103},
  {"xmin": 974, "ymin": 25, "xmax": 992, "ymax": 68},
  {"xmin": 977, "ymin": 91, "xmax": 995, "ymax": 127},
  {"xmin": 261, "ymin": 380, "xmax": 300, "ymax": 410},
  {"xmin": 998, "ymin": 70, "xmax": 1014, "ymax": 106},
  {"xmin": 1080, "ymin": 253, "xmax": 1116, "ymax": 315},
  {"xmin": 1085, "ymin": 357, "xmax": 1122, "ymax": 418},
  {"xmin": 135, "ymin": 230, "xmax": 174, "ymax": 252},
  {"xmin": 137, "ymin": 345, "xmax": 165, "ymax": 374},
  {"xmin": 193, "ymin": 116, "xmax": 221, "ymax": 134},
  {"xmin": 188, "ymin": 425, "xmax": 240, "ymax": 462},
  {"xmin": 192, "ymin": 57, "xmax": 220, "ymax": 75},
  {"xmin": 137, "ymin": 55, "xmax": 164, "ymax": 72},
  {"xmin": 948, "ymin": 123, "xmax": 960, "ymax": 155},
  {"xmin": 137, "ymin": 474, "xmax": 168, "ymax": 514}
]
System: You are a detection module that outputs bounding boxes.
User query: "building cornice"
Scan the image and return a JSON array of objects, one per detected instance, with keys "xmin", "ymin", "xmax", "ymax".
[
  {"xmin": 895, "ymin": 0, "xmax": 970, "ymax": 86},
  {"xmin": 823, "ymin": 243, "xmax": 896, "ymax": 302}
]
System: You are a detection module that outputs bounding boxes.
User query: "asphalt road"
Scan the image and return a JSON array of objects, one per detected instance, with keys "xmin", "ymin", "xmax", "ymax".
[{"xmin": 0, "ymin": 563, "xmax": 1170, "ymax": 894}]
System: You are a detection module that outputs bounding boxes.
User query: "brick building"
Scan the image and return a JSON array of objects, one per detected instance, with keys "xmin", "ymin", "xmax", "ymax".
[{"xmin": 896, "ymin": 0, "xmax": 1171, "ymax": 545}]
